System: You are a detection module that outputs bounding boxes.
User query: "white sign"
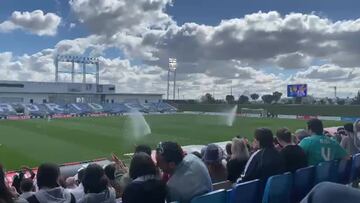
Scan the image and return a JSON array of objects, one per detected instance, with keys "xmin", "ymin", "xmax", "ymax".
[
  {"xmin": 0, "ymin": 103, "xmax": 15, "ymax": 112},
  {"xmin": 45, "ymin": 103, "xmax": 64, "ymax": 111}
]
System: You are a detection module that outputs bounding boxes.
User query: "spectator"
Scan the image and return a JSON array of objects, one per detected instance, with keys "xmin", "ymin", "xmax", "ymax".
[
  {"xmin": 242, "ymin": 128, "xmax": 285, "ymax": 182},
  {"xmin": 225, "ymin": 143, "xmax": 232, "ymax": 161},
  {"xmin": 275, "ymin": 128, "xmax": 307, "ymax": 172},
  {"xmin": 122, "ymin": 152, "xmax": 166, "ymax": 203},
  {"xmin": 301, "ymin": 182, "xmax": 360, "ymax": 203},
  {"xmin": 0, "ymin": 164, "xmax": 16, "ymax": 203},
  {"xmin": 294, "ymin": 129, "xmax": 310, "ymax": 144},
  {"xmin": 104, "ymin": 164, "xmax": 122, "ymax": 198},
  {"xmin": 67, "ymin": 168, "xmax": 85, "ymax": 202},
  {"xmin": 27, "ymin": 163, "xmax": 75, "ymax": 203},
  {"xmin": 191, "ymin": 151, "xmax": 202, "ymax": 159},
  {"xmin": 108, "ymin": 144, "xmax": 153, "ymax": 194},
  {"xmin": 299, "ymin": 119, "xmax": 348, "ymax": 165},
  {"xmin": 202, "ymin": 144, "xmax": 227, "ymax": 183},
  {"xmin": 78, "ymin": 164, "xmax": 116, "ymax": 203},
  {"xmin": 226, "ymin": 138, "xmax": 249, "ymax": 183},
  {"xmin": 19, "ymin": 178, "xmax": 35, "ymax": 200},
  {"xmin": 335, "ymin": 127, "xmax": 346, "ymax": 143},
  {"xmin": 12, "ymin": 172, "xmax": 24, "ymax": 195},
  {"xmin": 134, "ymin": 144, "xmax": 152, "ymax": 156},
  {"xmin": 340, "ymin": 122, "xmax": 360, "ymax": 155},
  {"xmin": 65, "ymin": 177, "xmax": 77, "ymax": 189},
  {"xmin": 156, "ymin": 141, "xmax": 212, "ymax": 203}
]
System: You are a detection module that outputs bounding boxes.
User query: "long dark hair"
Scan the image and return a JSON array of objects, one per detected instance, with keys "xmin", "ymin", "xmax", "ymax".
[
  {"xmin": 0, "ymin": 165, "xmax": 14, "ymax": 203},
  {"xmin": 129, "ymin": 152, "xmax": 157, "ymax": 180}
]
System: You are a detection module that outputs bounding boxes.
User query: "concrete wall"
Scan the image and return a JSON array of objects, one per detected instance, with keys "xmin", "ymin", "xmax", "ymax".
[
  {"xmin": 0, "ymin": 93, "xmax": 49, "ymax": 103},
  {"xmin": 104, "ymin": 94, "xmax": 162, "ymax": 103},
  {"xmin": 0, "ymin": 93, "xmax": 162, "ymax": 104},
  {"xmin": 0, "ymin": 81, "xmax": 115, "ymax": 94}
]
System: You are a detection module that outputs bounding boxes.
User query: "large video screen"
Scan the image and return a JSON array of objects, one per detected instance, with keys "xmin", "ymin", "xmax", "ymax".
[{"xmin": 287, "ymin": 84, "xmax": 307, "ymax": 97}]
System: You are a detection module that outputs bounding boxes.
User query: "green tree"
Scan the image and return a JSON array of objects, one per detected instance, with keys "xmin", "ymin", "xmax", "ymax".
[
  {"xmin": 261, "ymin": 94, "xmax": 274, "ymax": 104},
  {"xmin": 225, "ymin": 95, "xmax": 235, "ymax": 104},
  {"xmin": 352, "ymin": 91, "xmax": 360, "ymax": 105},
  {"xmin": 238, "ymin": 95, "xmax": 250, "ymax": 104},
  {"xmin": 294, "ymin": 97, "xmax": 302, "ymax": 104},
  {"xmin": 250, "ymin": 93, "xmax": 260, "ymax": 101},
  {"xmin": 201, "ymin": 93, "xmax": 215, "ymax": 103},
  {"xmin": 337, "ymin": 99, "xmax": 345, "ymax": 105},
  {"xmin": 272, "ymin": 91, "xmax": 283, "ymax": 103}
]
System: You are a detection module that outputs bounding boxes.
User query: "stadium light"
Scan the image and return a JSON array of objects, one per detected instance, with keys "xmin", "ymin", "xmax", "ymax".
[
  {"xmin": 167, "ymin": 58, "xmax": 177, "ymax": 100},
  {"xmin": 55, "ymin": 55, "xmax": 100, "ymax": 84}
]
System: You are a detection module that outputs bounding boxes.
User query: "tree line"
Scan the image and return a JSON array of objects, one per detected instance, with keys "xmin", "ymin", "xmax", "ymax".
[
  {"xmin": 199, "ymin": 91, "xmax": 360, "ymax": 105},
  {"xmin": 200, "ymin": 91, "xmax": 282, "ymax": 104}
]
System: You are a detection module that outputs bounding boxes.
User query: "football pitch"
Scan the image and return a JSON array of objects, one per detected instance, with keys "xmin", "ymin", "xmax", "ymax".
[{"xmin": 0, "ymin": 114, "xmax": 344, "ymax": 170}]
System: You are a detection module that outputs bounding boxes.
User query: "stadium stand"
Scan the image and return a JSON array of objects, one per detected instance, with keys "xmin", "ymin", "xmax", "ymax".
[
  {"xmin": 0, "ymin": 101, "xmax": 177, "ymax": 119},
  {"xmin": 292, "ymin": 166, "xmax": 315, "ymax": 202},
  {"xmin": 262, "ymin": 172, "xmax": 292, "ymax": 203},
  {"xmin": 229, "ymin": 179, "xmax": 261, "ymax": 203},
  {"xmin": 190, "ymin": 189, "xmax": 226, "ymax": 203},
  {"xmin": 3, "ymin": 120, "xmax": 360, "ymax": 203}
]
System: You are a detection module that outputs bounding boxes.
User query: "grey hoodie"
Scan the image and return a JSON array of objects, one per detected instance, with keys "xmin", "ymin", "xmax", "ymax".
[
  {"xmin": 34, "ymin": 187, "xmax": 73, "ymax": 203},
  {"xmin": 78, "ymin": 187, "xmax": 116, "ymax": 203}
]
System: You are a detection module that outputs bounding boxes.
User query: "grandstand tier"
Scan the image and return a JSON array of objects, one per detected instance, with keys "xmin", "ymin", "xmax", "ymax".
[{"xmin": 0, "ymin": 101, "xmax": 177, "ymax": 119}]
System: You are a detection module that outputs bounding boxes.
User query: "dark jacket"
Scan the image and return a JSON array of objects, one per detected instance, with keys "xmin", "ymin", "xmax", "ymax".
[
  {"xmin": 226, "ymin": 159, "xmax": 248, "ymax": 182},
  {"xmin": 280, "ymin": 145, "xmax": 308, "ymax": 172},
  {"xmin": 242, "ymin": 148, "xmax": 285, "ymax": 182},
  {"xmin": 122, "ymin": 176, "xmax": 166, "ymax": 203}
]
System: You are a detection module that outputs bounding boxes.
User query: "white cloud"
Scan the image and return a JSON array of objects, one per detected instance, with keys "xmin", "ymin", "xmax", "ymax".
[
  {"xmin": 69, "ymin": 0, "xmax": 173, "ymax": 36},
  {"xmin": 275, "ymin": 52, "xmax": 312, "ymax": 69},
  {"xmin": 5, "ymin": 3, "xmax": 360, "ymax": 98},
  {"xmin": 0, "ymin": 50, "xmax": 55, "ymax": 81},
  {"xmin": 0, "ymin": 10, "xmax": 61, "ymax": 36},
  {"xmin": 295, "ymin": 64, "xmax": 360, "ymax": 82},
  {"xmin": 54, "ymin": 35, "xmax": 108, "ymax": 56},
  {"xmin": 138, "ymin": 11, "xmax": 360, "ymax": 77}
]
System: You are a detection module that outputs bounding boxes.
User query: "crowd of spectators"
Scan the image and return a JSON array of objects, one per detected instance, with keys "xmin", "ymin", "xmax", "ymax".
[{"xmin": 1, "ymin": 118, "xmax": 360, "ymax": 203}]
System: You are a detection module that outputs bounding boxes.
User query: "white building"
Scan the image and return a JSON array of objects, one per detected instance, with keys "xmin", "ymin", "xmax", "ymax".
[{"xmin": 0, "ymin": 80, "xmax": 162, "ymax": 104}]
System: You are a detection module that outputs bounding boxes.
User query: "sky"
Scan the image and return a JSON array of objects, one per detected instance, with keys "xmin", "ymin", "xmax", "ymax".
[{"xmin": 0, "ymin": 0, "xmax": 360, "ymax": 99}]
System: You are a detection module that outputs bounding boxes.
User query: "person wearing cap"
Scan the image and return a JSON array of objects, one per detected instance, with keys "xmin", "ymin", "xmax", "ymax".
[
  {"xmin": 155, "ymin": 141, "xmax": 212, "ymax": 203},
  {"xmin": 340, "ymin": 122, "xmax": 360, "ymax": 155},
  {"xmin": 202, "ymin": 144, "xmax": 227, "ymax": 183}
]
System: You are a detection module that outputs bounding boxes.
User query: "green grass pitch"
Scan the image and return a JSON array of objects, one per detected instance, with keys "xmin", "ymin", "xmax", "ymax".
[{"xmin": 0, "ymin": 114, "xmax": 344, "ymax": 170}]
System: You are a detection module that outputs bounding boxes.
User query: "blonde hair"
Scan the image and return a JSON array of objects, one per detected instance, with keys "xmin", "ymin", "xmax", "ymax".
[{"xmin": 231, "ymin": 137, "xmax": 249, "ymax": 161}]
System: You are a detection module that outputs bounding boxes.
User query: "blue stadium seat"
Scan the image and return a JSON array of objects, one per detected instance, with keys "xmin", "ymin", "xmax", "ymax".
[
  {"xmin": 226, "ymin": 189, "xmax": 232, "ymax": 203},
  {"xmin": 190, "ymin": 189, "xmax": 226, "ymax": 203},
  {"xmin": 262, "ymin": 172, "xmax": 292, "ymax": 203},
  {"xmin": 350, "ymin": 153, "xmax": 360, "ymax": 182},
  {"xmin": 337, "ymin": 158, "xmax": 352, "ymax": 184},
  {"xmin": 292, "ymin": 165, "xmax": 315, "ymax": 202},
  {"xmin": 229, "ymin": 179, "xmax": 261, "ymax": 203},
  {"xmin": 314, "ymin": 161, "xmax": 333, "ymax": 185}
]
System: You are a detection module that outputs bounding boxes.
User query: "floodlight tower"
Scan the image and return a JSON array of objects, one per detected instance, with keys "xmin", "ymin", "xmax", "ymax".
[
  {"xmin": 55, "ymin": 55, "xmax": 100, "ymax": 84},
  {"xmin": 330, "ymin": 86, "xmax": 337, "ymax": 98},
  {"xmin": 167, "ymin": 58, "xmax": 177, "ymax": 100}
]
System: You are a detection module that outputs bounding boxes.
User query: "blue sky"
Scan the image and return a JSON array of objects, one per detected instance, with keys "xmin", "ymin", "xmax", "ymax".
[
  {"xmin": 1, "ymin": 0, "xmax": 360, "ymax": 98},
  {"xmin": 1, "ymin": 0, "xmax": 360, "ymax": 56},
  {"xmin": 169, "ymin": 0, "xmax": 360, "ymax": 24}
]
